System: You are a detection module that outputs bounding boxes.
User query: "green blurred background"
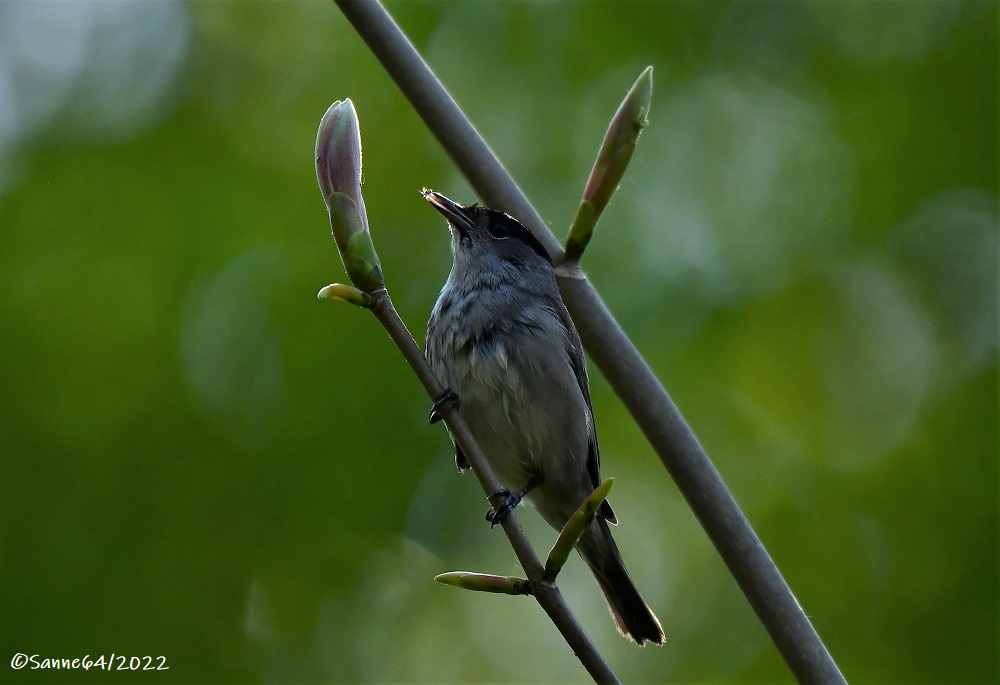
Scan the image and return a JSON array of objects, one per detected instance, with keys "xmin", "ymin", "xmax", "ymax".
[{"xmin": 1, "ymin": 1, "xmax": 996, "ymax": 683}]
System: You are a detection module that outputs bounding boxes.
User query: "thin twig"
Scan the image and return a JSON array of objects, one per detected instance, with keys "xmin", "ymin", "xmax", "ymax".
[
  {"xmin": 366, "ymin": 289, "xmax": 621, "ymax": 685},
  {"xmin": 332, "ymin": 1, "xmax": 848, "ymax": 683}
]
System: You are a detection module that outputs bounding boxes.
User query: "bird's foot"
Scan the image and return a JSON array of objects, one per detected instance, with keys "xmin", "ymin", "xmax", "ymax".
[
  {"xmin": 428, "ymin": 388, "xmax": 459, "ymax": 424},
  {"xmin": 485, "ymin": 490, "xmax": 523, "ymax": 527},
  {"xmin": 485, "ymin": 478, "xmax": 538, "ymax": 528}
]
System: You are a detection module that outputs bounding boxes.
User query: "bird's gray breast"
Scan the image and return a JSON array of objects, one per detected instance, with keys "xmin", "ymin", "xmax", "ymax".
[{"xmin": 426, "ymin": 279, "xmax": 591, "ymax": 491}]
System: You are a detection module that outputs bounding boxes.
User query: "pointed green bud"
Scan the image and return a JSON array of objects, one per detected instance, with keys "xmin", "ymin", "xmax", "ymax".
[
  {"xmin": 315, "ymin": 98, "xmax": 384, "ymax": 291},
  {"xmin": 317, "ymin": 283, "xmax": 375, "ymax": 308},
  {"xmin": 544, "ymin": 478, "xmax": 614, "ymax": 579},
  {"xmin": 434, "ymin": 571, "xmax": 532, "ymax": 595},
  {"xmin": 564, "ymin": 201, "xmax": 597, "ymax": 266},
  {"xmin": 565, "ymin": 67, "xmax": 652, "ymax": 264}
]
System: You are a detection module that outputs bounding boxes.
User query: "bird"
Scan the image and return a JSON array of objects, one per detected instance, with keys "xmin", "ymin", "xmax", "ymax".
[{"xmin": 422, "ymin": 189, "xmax": 664, "ymax": 646}]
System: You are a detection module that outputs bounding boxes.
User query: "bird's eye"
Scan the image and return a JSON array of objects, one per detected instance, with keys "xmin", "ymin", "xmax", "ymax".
[
  {"xmin": 485, "ymin": 211, "xmax": 551, "ymax": 262},
  {"xmin": 486, "ymin": 220, "xmax": 511, "ymax": 241}
]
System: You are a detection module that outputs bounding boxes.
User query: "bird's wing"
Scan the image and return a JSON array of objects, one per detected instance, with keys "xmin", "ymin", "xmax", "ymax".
[{"xmin": 554, "ymin": 298, "xmax": 617, "ymax": 524}]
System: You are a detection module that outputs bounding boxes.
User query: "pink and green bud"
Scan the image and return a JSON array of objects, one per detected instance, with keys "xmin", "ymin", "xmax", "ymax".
[
  {"xmin": 565, "ymin": 67, "xmax": 653, "ymax": 264},
  {"xmin": 315, "ymin": 98, "xmax": 383, "ymax": 292}
]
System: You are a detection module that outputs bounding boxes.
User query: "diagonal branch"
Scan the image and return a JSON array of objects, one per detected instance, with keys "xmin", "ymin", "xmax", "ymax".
[
  {"xmin": 331, "ymin": 1, "xmax": 847, "ymax": 683},
  {"xmin": 365, "ymin": 289, "xmax": 621, "ymax": 685}
]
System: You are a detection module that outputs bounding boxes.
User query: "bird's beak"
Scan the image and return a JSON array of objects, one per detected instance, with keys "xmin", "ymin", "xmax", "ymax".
[{"xmin": 422, "ymin": 189, "xmax": 474, "ymax": 237}]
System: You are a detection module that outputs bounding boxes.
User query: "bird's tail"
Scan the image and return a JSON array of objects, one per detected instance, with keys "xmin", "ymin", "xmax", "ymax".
[{"xmin": 577, "ymin": 518, "xmax": 665, "ymax": 646}]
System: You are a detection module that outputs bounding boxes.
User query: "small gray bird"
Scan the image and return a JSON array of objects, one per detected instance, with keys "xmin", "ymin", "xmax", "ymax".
[{"xmin": 423, "ymin": 190, "xmax": 664, "ymax": 646}]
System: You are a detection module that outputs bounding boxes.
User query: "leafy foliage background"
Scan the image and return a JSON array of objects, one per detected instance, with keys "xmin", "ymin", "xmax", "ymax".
[{"xmin": 1, "ymin": 1, "xmax": 996, "ymax": 683}]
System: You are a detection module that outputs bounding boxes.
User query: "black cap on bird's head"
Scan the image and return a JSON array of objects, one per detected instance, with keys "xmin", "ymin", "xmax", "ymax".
[{"xmin": 422, "ymin": 189, "xmax": 551, "ymax": 263}]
